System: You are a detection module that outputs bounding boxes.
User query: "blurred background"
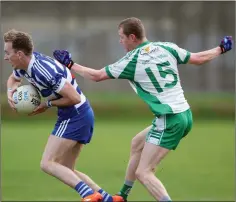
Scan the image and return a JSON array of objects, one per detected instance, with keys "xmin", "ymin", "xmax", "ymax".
[{"xmin": 1, "ymin": 1, "xmax": 235, "ymax": 201}]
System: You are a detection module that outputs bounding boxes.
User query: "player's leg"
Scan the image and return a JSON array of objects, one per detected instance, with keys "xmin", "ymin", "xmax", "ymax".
[
  {"xmin": 75, "ymin": 171, "xmax": 101, "ymax": 191},
  {"xmin": 40, "ymin": 135, "xmax": 102, "ymax": 201},
  {"xmin": 57, "ymin": 142, "xmax": 118, "ymax": 202},
  {"xmin": 125, "ymin": 126, "xmax": 152, "ymax": 181},
  {"xmin": 40, "ymin": 135, "xmax": 81, "ymax": 187},
  {"xmin": 135, "ymin": 143, "xmax": 170, "ymax": 201},
  {"xmin": 117, "ymin": 126, "xmax": 151, "ymax": 200},
  {"xmin": 40, "ymin": 107, "xmax": 102, "ymax": 201},
  {"xmin": 55, "ymin": 142, "xmax": 102, "ymax": 191},
  {"xmin": 75, "ymin": 171, "xmax": 121, "ymax": 202},
  {"xmin": 135, "ymin": 110, "xmax": 193, "ymax": 201}
]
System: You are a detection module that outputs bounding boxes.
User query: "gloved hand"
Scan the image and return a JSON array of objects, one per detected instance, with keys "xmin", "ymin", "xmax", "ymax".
[
  {"xmin": 219, "ymin": 36, "xmax": 233, "ymax": 54},
  {"xmin": 53, "ymin": 50, "xmax": 74, "ymax": 69}
]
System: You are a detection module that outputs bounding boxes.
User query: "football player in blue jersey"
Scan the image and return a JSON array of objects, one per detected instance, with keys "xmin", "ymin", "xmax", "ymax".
[{"xmin": 4, "ymin": 29, "xmax": 124, "ymax": 202}]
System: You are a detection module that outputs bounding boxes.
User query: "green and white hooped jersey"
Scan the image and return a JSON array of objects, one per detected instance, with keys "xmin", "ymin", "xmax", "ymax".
[{"xmin": 105, "ymin": 41, "xmax": 191, "ymax": 116}]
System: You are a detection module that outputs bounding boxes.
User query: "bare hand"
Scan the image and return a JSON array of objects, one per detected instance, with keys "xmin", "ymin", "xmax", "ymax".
[
  {"xmin": 7, "ymin": 88, "xmax": 17, "ymax": 112},
  {"xmin": 28, "ymin": 102, "xmax": 49, "ymax": 116}
]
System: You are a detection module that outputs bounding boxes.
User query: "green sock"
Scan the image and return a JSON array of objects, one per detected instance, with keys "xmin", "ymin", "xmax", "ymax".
[{"xmin": 118, "ymin": 180, "xmax": 134, "ymax": 199}]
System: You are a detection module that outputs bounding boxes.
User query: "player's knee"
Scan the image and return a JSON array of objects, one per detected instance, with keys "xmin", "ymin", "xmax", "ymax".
[
  {"xmin": 40, "ymin": 160, "xmax": 47, "ymax": 172},
  {"xmin": 40, "ymin": 159, "xmax": 51, "ymax": 173},
  {"xmin": 57, "ymin": 159, "xmax": 73, "ymax": 170},
  {"xmin": 131, "ymin": 136, "xmax": 142, "ymax": 153},
  {"xmin": 135, "ymin": 168, "xmax": 153, "ymax": 184},
  {"xmin": 135, "ymin": 169, "xmax": 147, "ymax": 183}
]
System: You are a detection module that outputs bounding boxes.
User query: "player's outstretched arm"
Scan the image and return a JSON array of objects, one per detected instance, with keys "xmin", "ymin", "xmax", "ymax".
[
  {"xmin": 189, "ymin": 47, "xmax": 222, "ymax": 65},
  {"xmin": 53, "ymin": 50, "xmax": 109, "ymax": 82},
  {"xmin": 71, "ymin": 63, "xmax": 109, "ymax": 82},
  {"xmin": 188, "ymin": 36, "xmax": 233, "ymax": 65}
]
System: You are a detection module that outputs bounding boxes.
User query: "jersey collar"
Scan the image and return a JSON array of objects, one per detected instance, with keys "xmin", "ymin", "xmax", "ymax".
[
  {"xmin": 27, "ymin": 53, "xmax": 35, "ymax": 75},
  {"xmin": 135, "ymin": 40, "xmax": 150, "ymax": 49}
]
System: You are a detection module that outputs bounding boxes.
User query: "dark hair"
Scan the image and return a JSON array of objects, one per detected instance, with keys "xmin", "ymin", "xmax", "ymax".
[
  {"xmin": 118, "ymin": 17, "xmax": 146, "ymax": 40},
  {"xmin": 3, "ymin": 29, "xmax": 33, "ymax": 56}
]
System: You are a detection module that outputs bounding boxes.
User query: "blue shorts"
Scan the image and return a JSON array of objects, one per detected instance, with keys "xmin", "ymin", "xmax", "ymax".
[{"xmin": 51, "ymin": 103, "xmax": 94, "ymax": 144}]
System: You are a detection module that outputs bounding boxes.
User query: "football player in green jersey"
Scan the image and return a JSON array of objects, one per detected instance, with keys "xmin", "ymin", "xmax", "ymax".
[{"xmin": 53, "ymin": 17, "xmax": 233, "ymax": 201}]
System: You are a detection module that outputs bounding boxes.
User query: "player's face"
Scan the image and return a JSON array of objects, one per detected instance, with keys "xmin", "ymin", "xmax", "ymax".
[
  {"xmin": 118, "ymin": 28, "xmax": 136, "ymax": 52},
  {"xmin": 4, "ymin": 42, "xmax": 22, "ymax": 69}
]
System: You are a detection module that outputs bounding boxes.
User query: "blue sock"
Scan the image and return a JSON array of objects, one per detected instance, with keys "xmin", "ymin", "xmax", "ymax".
[
  {"xmin": 75, "ymin": 181, "xmax": 94, "ymax": 198},
  {"xmin": 98, "ymin": 189, "xmax": 113, "ymax": 202},
  {"xmin": 160, "ymin": 195, "xmax": 172, "ymax": 202}
]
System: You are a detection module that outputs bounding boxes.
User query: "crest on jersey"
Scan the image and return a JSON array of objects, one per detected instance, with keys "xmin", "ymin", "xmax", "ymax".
[
  {"xmin": 144, "ymin": 46, "xmax": 150, "ymax": 53},
  {"xmin": 141, "ymin": 46, "xmax": 159, "ymax": 55}
]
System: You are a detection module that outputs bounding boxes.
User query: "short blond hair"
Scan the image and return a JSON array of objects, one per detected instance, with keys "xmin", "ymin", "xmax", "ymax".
[
  {"xmin": 118, "ymin": 17, "xmax": 146, "ymax": 40},
  {"xmin": 3, "ymin": 29, "xmax": 33, "ymax": 56}
]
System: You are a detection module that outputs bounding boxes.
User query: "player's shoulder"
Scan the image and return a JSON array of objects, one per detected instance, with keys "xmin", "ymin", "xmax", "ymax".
[
  {"xmin": 33, "ymin": 51, "xmax": 58, "ymax": 68},
  {"xmin": 137, "ymin": 41, "xmax": 178, "ymax": 53},
  {"xmin": 32, "ymin": 52, "xmax": 58, "ymax": 76},
  {"xmin": 153, "ymin": 41, "xmax": 178, "ymax": 48},
  {"xmin": 33, "ymin": 51, "xmax": 52, "ymax": 62},
  {"xmin": 115, "ymin": 49, "xmax": 137, "ymax": 64},
  {"xmin": 33, "ymin": 51, "xmax": 44, "ymax": 59}
]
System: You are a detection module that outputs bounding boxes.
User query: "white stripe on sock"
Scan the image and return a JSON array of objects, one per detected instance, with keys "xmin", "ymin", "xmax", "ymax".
[
  {"xmin": 80, "ymin": 185, "xmax": 88, "ymax": 195},
  {"xmin": 77, "ymin": 184, "xmax": 86, "ymax": 192},
  {"xmin": 81, "ymin": 188, "xmax": 93, "ymax": 198},
  {"xmin": 104, "ymin": 194, "xmax": 110, "ymax": 201}
]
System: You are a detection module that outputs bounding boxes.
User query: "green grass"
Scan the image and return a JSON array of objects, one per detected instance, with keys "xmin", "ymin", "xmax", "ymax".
[{"xmin": 2, "ymin": 118, "xmax": 234, "ymax": 201}]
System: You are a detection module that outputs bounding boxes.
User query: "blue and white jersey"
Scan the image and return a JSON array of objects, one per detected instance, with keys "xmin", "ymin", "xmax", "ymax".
[{"xmin": 13, "ymin": 52, "xmax": 89, "ymax": 119}]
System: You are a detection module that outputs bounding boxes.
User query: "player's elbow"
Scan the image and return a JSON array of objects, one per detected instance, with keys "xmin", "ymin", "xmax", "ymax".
[
  {"xmin": 70, "ymin": 94, "xmax": 81, "ymax": 105},
  {"xmin": 189, "ymin": 53, "xmax": 205, "ymax": 65},
  {"xmin": 93, "ymin": 76, "xmax": 103, "ymax": 82},
  {"xmin": 91, "ymin": 71, "xmax": 103, "ymax": 82},
  {"xmin": 92, "ymin": 76, "xmax": 101, "ymax": 82},
  {"xmin": 93, "ymin": 69, "xmax": 109, "ymax": 82}
]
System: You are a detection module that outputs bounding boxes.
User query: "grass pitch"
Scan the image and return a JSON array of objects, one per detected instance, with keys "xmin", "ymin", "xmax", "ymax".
[{"xmin": 2, "ymin": 118, "xmax": 234, "ymax": 201}]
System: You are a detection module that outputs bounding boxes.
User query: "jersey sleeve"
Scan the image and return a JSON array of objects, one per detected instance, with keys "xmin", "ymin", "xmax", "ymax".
[
  {"xmin": 104, "ymin": 51, "xmax": 139, "ymax": 80},
  {"xmin": 12, "ymin": 69, "xmax": 22, "ymax": 80},
  {"xmin": 158, "ymin": 42, "xmax": 191, "ymax": 64},
  {"xmin": 36, "ymin": 60, "xmax": 66, "ymax": 93}
]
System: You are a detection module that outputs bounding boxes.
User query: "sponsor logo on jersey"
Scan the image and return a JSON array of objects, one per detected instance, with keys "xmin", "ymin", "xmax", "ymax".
[
  {"xmin": 140, "ymin": 46, "xmax": 159, "ymax": 55},
  {"xmin": 158, "ymin": 54, "xmax": 168, "ymax": 59},
  {"xmin": 144, "ymin": 46, "xmax": 150, "ymax": 52}
]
